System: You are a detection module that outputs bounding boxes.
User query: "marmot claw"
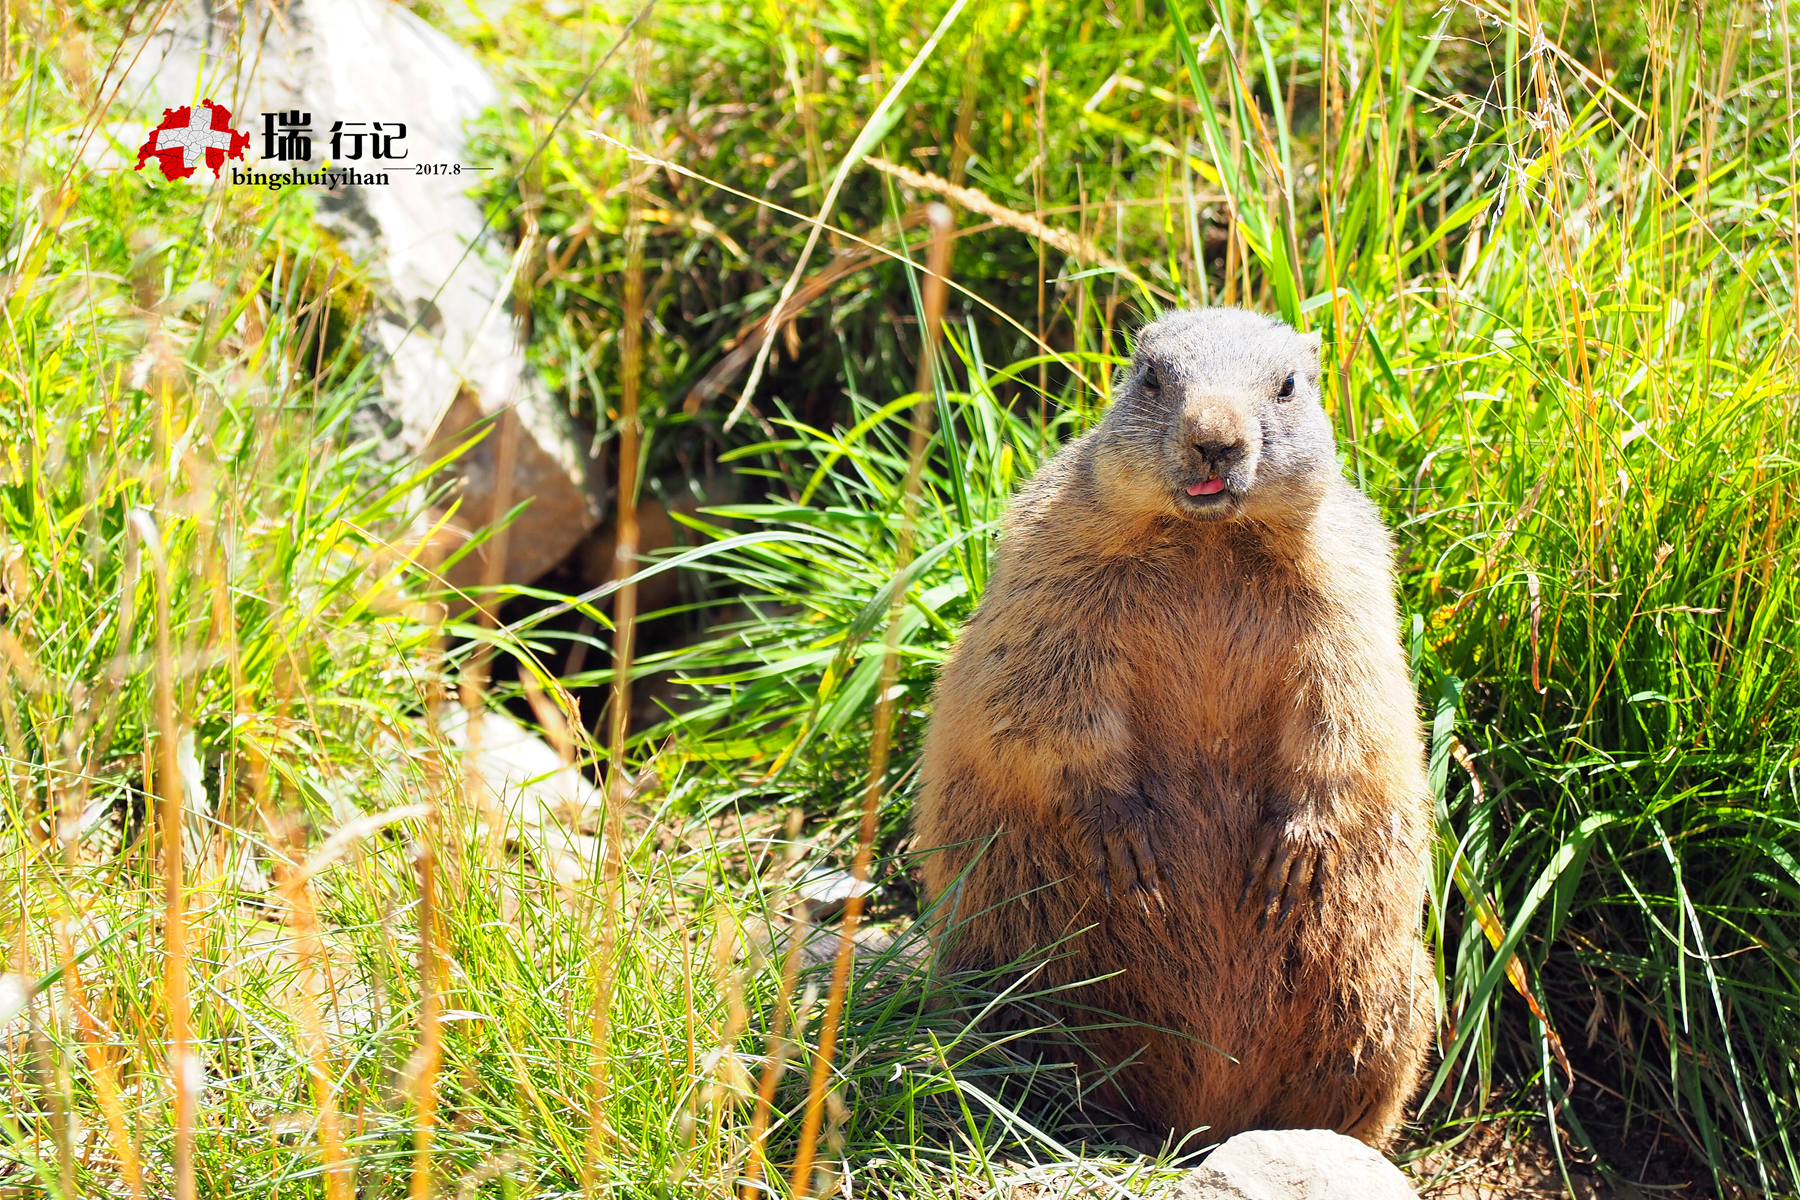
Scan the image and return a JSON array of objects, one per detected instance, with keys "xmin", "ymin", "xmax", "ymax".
[
  {"xmin": 1072, "ymin": 789, "xmax": 1168, "ymax": 910},
  {"xmin": 1241, "ymin": 820, "xmax": 1337, "ymax": 929}
]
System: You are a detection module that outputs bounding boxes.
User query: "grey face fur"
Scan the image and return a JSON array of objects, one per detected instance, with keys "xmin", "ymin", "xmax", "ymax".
[{"xmin": 1099, "ymin": 307, "xmax": 1335, "ymax": 522}]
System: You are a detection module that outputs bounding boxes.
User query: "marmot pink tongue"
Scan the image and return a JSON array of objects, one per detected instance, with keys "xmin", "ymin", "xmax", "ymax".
[{"xmin": 1188, "ymin": 478, "xmax": 1226, "ymax": 496}]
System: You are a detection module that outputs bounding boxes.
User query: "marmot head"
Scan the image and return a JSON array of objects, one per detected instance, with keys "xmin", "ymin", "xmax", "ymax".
[{"xmin": 1094, "ymin": 308, "xmax": 1334, "ymax": 525}]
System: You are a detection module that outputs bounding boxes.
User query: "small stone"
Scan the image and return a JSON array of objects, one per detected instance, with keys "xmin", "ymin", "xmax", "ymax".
[
  {"xmin": 1167, "ymin": 1167, "xmax": 1258, "ymax": 1200},
  {"xmin": 0, "ymin": 973, "xmax": 31, "ymax": 1026},
  {"xmin": 796, "ymin": 869, "xmax": 877, "ymax": 921},
  {"xmin": 1169, "ymin": 1129, "xmax": 1416, "ymax": 1200}
]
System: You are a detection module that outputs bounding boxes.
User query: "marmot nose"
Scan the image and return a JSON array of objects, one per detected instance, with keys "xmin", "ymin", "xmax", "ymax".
[{"xmin": 1192, "ymin": 438, "xmax": 1247, "ymax": 468}]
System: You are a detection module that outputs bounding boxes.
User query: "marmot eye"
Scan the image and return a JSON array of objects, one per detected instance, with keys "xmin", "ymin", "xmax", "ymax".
[
  {"xmin": 1276, "ymin": 372, "xmax": 1296, "ymax": 400},
  {"xmin": 1142, "ymin": 365, "xmax": 1162, "ymax": 393}
]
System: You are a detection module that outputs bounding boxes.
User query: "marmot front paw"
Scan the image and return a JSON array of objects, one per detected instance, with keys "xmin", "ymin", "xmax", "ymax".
[
  {"xmin": 1070, "ymin": 788, "xmax": 1167, "ymax": 911},
  {"xmin": 1241, "ymin": 818, "xmax": 1338, "ymax": 929}
]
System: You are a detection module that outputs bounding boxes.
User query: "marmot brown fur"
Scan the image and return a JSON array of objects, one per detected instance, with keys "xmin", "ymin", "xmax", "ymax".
[{"xmin": 915, "ymin": 307, "xmax": 1433, "ymax": 1147}]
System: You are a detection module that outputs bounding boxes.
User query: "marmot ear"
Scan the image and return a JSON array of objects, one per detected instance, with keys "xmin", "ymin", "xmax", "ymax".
[{"xmin": 1298, "ymin": 330, "xmax": 1323, "ymax": 360}]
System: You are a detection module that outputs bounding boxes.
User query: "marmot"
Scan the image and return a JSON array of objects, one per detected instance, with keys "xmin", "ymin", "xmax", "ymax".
[{"xmin": 915, "ymin": 308, "xmax": 1432, "ymax": 1147}]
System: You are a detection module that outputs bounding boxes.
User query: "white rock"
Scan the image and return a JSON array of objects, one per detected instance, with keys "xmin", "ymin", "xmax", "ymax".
[
  {"xmin": 1167, "ymin": 1173, "xmax": 1256, "ymax": 1200},
  {"xmin": 0, "ymin": 973, "xmax": 31, "ymax": 1026},
  {"xmin": 439, "ymin": 706, "xmax": 602, "ymax": 884},
  {"xmin": 122, "ymin": 0, "xmax": 600, "ymax": 587},
  {"xmin": 796, "ymin": 868, "xmax": 877, "ymax": 920},
  {"xmin": 1170, "ymin": 1129, "xmax": 1416, "ymax": 1200}
]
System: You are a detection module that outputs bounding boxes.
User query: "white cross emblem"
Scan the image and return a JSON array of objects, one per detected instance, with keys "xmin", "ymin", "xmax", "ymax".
[{"xmin": 149, "ymin": 109, "xmax": 241, "ymax": 168}]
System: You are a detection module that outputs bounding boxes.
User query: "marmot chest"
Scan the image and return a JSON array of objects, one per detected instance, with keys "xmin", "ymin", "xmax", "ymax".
[{"xmin": 1091, "ymin": 565, "xmax": 1303, "ymax": 757}]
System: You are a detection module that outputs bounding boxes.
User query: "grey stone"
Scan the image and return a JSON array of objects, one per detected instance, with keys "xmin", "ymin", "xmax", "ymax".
[
  {"xmin": 120, "ymin": 0, "xmax": 600, "ymax": 589},
  {"xmin": 1169, "ymin": 1169, "xmax": 1258, "ymax": 1200},
  {"xmin": 796, "ymin": 923, "xmax": 911, "ymax": 968},
  {"xmin": 1170, "ymin": 1130, "xmax": 1415, "ymax": 1200}
]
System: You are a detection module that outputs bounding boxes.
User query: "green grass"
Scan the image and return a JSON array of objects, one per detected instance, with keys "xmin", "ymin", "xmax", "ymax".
[{"xmin": 4, "ymin": 0, "xmax": 1800, "ymax": 1195}]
